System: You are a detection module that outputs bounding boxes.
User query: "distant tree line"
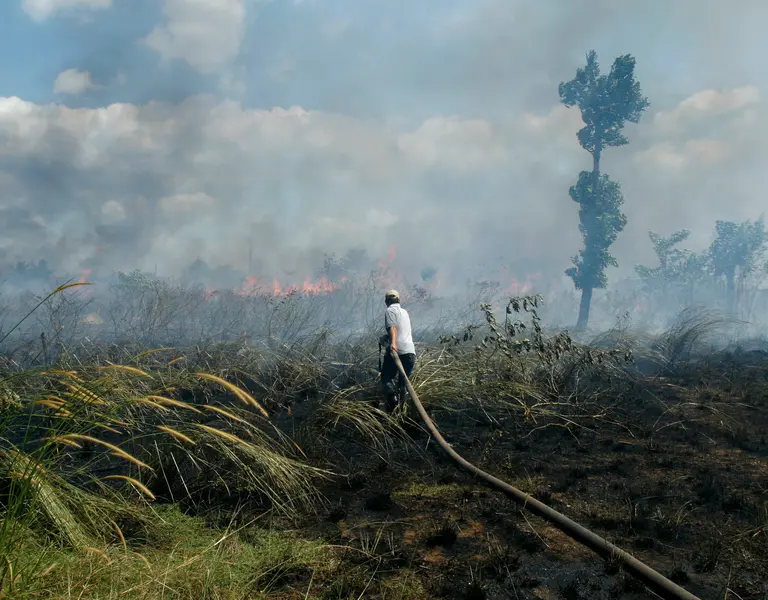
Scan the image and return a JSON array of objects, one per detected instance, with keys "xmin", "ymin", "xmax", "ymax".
[
  {"xmin": 558, "ymin": 49, "xmax": 766, "ymax": 327},
  {"xmin": 635, "ymin": 217, "xmax": 768, "ymax": 318}
]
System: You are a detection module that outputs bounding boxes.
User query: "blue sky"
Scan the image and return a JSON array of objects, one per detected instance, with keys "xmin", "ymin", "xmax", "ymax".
[
  {"xmin": 3, "ymin": 0, "xmax": 516, "ymax": 116},
  {"xmin": 0, "ymin": 1, "xmax": 205, "ymax": 105},
  {"xmin": 5, "ymin": 0, "xmax": 760, "ymax": 116}
]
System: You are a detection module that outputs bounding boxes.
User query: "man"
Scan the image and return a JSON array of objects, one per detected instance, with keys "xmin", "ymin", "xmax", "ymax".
[{"xmin": 379, "ymin": 289, "xmax": 416, "ymax": 412}]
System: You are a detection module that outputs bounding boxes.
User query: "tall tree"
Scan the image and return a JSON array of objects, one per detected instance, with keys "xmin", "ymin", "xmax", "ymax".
[
  {"xmin": 709, "ymin": 217, "xmax": 766, "ymax": 314},
  {"xmin": 559, "ymin": 50, "xmax": 649, "ymax": 328}
]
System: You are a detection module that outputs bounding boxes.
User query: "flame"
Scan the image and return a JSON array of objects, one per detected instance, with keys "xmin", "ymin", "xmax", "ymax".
[
  {"xmin": 203, "ymin": 285, "xmax": 217, "ymax": 301},
  {"xmin": 73, "ymin": 268, "xmax": 94, "ymax": 298},
  {"xmin": 203, "ymin": 244, "xmax": 399, "ymax": 302},
  {"xmin": 373, "ymin": 244, "xmax": 408, "ymax": 291},
  {"xmin": 301, "ymin": 274, "xmax": 345, "ymax": 294},
  {"xmin": 386, "ymin": 244, "xmax": 396, "ymax": 266},
  {"xmin": 497, "ymin": 269, "xmax": 543, "ymax": 297},
  {"xmin": 232, "ymin": 274, "xmax": 347, "ymax": 298},
  {"xmin": 377, "ymin": 244, "xmax": 397, "ymax": 269},
  {"xmin": 77, "ymin": 269, "xmax": 92, "ymax": 284}
]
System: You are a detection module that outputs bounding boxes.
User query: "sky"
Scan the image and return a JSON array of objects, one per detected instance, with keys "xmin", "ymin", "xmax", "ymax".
[{"xmin": 1, "ymin": 0, "xmax": 768, "ymax": 291}]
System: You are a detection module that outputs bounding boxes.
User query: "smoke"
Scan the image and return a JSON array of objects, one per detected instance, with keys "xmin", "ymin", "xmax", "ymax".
[{"xmin": 2, "ymin": 0, "xmax": 768, "ymax": 304}]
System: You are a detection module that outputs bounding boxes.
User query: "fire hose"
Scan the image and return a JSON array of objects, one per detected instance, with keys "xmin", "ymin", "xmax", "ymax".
[{"xmin": 388, "ymin": 349, "xmax": 702, "ymax": 600}]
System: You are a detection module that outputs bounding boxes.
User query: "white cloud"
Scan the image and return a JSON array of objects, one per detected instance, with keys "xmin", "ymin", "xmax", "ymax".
[
  {"xmin": 397, "ymin": 116, "xmax": 508, "ymax": 171},
  {"xmin": 634, "ymin": 142, "xmax": 687, "ymax": 171},
  {"xmin": 0, "ymin": 84, "xmax": 767, "ymax": 283},
  {"xmin": 678, "ymin": 86, "xmax": 759, "ymax": 115},
  {"xmin": 634, "ymin": 139, "xmax": 731, "ymax": 172},
  {"xmin": 101, "ymin": 200, "xmax": 125, "ymax": 224},
  {"xmin": 521, "ymin": 105, "xmax": 582, "ymax": 139},
  {"xmin": 654, "ymin": 86, "xmax": 760, "ymax": 132},
  {"xmin": 684, "ymin": 139, "xmax": 731, "ymax": 162},
  {"xmin": 144, "ymin": 0, "xmax": 249, "ymax": 73},
  {"xmin": 53, "ymin": 68, "xmax": 98, "ymax": 96},
  {"xmin": 366, "ymin": 208, "xmax": 398, "ymax": 228},
  {"xmin": 159, "ymin": 192, "xmax": 216, "ymax": 215},
  {"xmin": 22, "ymin": 0, "xmax": 111, "ymax": 21}
]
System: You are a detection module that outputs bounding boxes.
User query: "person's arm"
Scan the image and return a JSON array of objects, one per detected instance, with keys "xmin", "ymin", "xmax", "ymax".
[
  {"xmin": 384, "ymin": 307, "xmax": 399, "ymax": 353},
  {"xmin": 387, "ymin": 325, "xmax": 398, "ymax": 353}
]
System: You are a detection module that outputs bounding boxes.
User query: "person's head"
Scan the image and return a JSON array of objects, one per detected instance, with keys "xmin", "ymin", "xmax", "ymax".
[{"xmin": 384, "ymin": 289, "xmax": 400, "ymax": 307}]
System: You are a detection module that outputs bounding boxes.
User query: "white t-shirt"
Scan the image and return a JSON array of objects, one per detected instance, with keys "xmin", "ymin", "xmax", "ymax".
[{"xmin": 385, "ymin": 303, "xmax": 416, "ymax": 355}]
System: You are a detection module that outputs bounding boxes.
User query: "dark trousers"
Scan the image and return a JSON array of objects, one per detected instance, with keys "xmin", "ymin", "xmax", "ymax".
[{"xmin": 380, "ymin": 352, "xmax": 416, "ymax": 412}]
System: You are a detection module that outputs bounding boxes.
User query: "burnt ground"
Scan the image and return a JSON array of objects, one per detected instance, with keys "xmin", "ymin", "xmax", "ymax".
[{"xmin": 264, "ymin": 351, "xmax": 768, "ymax": 600}]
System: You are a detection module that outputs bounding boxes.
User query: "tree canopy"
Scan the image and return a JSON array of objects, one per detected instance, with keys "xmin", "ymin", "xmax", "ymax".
[
  {"xmin": 565, "ymin": 172, "xmax": 627, "ymax": 291},
  {"xmin": 635, "ymin": 229, "xmax": 694, "ymax": 284},
  {"xmin": 710, "ymin": 217, "xmax": 766, "ymax": 284},
  {"xmin": 559, "ymin": 50, "xmax": 649, "ymax": 156}
]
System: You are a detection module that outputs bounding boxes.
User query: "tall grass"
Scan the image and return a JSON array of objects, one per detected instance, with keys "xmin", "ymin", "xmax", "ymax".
[{"xmin": 0, "ymin": 284, "xmax": 337, "ymax": 598}]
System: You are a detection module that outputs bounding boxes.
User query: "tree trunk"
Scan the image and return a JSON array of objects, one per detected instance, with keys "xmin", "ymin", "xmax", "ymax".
[
  {"xmin": 593, "ymin": 147, "xmax": 601, "ymax": 180},
  {"xmin": 576, "ymin": 286, "xmax": 593, "ymax": 329},
  {"xmin": 574, "ymin": 145, "xmax": 601, "ymax": 331}
]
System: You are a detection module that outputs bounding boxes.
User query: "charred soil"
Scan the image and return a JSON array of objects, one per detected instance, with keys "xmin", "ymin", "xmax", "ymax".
[{"xmin": 284, "ymin": 351, "xmax": 768, "ymax": 599}]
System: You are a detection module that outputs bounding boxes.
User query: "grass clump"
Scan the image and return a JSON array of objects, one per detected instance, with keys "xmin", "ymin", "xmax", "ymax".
[
  {"xmin": 9, "ymin": 504, "xmax": 331, "ymax": 599},
  {"xmin": 0, "ymin": 284, "xmax": 336, "ymax": 598}
]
